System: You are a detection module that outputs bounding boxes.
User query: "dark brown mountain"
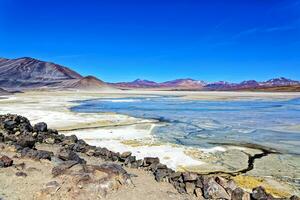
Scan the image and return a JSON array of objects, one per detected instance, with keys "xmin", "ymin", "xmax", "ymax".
[
  {"xmin": 0, "ymin": 57, "xmax": 112, "ymax": 90},
  {"xmin": 0, "ymin": 57, "xmax": 83, "ymax": 89},
  {"xmin": 112, "ymin": 79, "xmax": 159, "ymax": 88},
  {"xmin": 0, "ymin": 87, "xmax": 11, "ymax": 95},
  {"xmin": 111, "ymin": 78, "xmax": 206, "ymax": 90},
  {"xmin": 113, "ymin": 77, "xmax": 300, "ymax": 91},
  {"xmin": 60, "ymin": 76, "xmax": 114, "ymax": 90}
]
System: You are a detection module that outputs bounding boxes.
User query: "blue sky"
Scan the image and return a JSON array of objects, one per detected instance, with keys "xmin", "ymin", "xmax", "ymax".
[{"xmin": 0, "ymin": 0, "xmax": 300, "ymax": 82}]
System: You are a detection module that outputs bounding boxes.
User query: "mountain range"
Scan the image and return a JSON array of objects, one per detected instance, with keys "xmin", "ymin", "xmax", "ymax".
[
  {"xmin": 0, "ymin": 57, "xmax": 299, "ymax": 92},
  {"xmin": 111, "ymin": 77, "xmax": 300, "ymax": 91}
]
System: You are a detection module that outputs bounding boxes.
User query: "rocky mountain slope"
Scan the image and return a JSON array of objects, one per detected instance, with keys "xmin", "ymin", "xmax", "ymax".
[
  {"xmin": 112, "ymin": 78, "xmax": 206, "ymax": 90},
  {"xmin": 0, "ymin": 57, "xmax": 111, "ymax": 91},
  {"xmin": 1, "ymin": 57, "xmax": 299, "ymax": 92},
  {"xmin": 0, "ymin": 88, "xmax": 11, "ymax": 95},
  {"xmin": 113, "ymin": 77, "xmax": 300, "ymax": 91},
  {"xmin": 59, "ymin": 76, "xmax": 113, "ymax": 91}
]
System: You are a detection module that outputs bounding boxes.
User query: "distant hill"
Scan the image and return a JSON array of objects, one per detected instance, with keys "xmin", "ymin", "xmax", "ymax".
[
  {"xmin": 111, "ymin": 78, "xmax": 206, "ymax": 90},
  {"xmin": 60, "ymin": 76, "xmax": 114, "ymax": 91},
  {"xmin": 0, "ymin": 57, "xmax": 112, "ymax": 91},
  {"xmin": 113, "ymin": 77, "xmax": 300, "ymax": 92},
  {"xmin": 0, "ymin": 87, "xmax": 11, "ymax": 95}
]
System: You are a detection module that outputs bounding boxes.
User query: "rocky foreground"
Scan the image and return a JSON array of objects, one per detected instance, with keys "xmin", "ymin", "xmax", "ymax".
[{"xmin": 0, "ymin": 114, "xmax": 299, "ymax": 200}]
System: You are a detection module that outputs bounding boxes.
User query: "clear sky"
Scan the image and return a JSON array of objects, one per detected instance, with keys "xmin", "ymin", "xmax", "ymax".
[{"xmin": 0, "ymin": 0, "xmax": 299, "ymax": 83}]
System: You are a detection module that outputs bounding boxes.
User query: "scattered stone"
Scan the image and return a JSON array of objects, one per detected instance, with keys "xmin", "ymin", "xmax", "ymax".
[
  {"xmin": 57, "ymin": 148, "xmax": 86, "ymax": 164},
  {"xmin": 52, "ymin": 160, "xmax": 79, "ymax": 177},
  {"xmin": 85, "ymin": 149, "xmax": 95, "ymax": 156},
  {"xmin": 155, "ymin": 169, "xmax": 170, "ymax": 182},
  {"xmin": 216, "ymin": 176, "xmax": 229, "ymax": 188},
  {"xmin": 195, "ymin": 177, "xmax": 203, "ymax": 188},
  {"xmin": 195, "ymin": 188, "xmax": 203, "ymax": 198},
  {"xmin": 34, "ymin": 122, "xmax": 47, "ymax": 132},
  {"xmin": 0, "ymin": 155, "xmax": 13, "ymax": 167},
  {"xmin": 227, "ymin": 179, "xmax": 238, "ymax": 191},
  {"xmin": 203, "ymin": 177, "xmax": 231, "ymax": 199},
  {"xmin": 44, "ymin": 181, "xmax": 61, "ymax": 194},
  {"xmin": 14, "ymin": 162, "xmax": 25, "ymax": 170},
  {"xmin": 14, "ymin": 131, "xmax": 21, "ymax": 136},
  {"xmin": 42, "ymin": 163, "xmax": 132, "ymax": 199},
  {"xmin": 232, "ymin": 187, "xmax": 251, "ymax": 200},
  {"xmin": 290, "ymin": 196, "xmax": 300, "ymax": 200},
  {"xmin": 182, "ymin": 172, "xmax": 198, "ymax": 182},
  {"xmin": 44, "ymin": 137, "xmax": 55, "ymax": 144},
  {"xmin": 185, "ymin": 182, "xmax": 195, "ymax": 194},
  {"xmin": 21, "ymin": 148, "xmax": 53, "ymax": 160},
  {"xmin": 121, "ymin": 151, "xmax": 132, "ymax": 158},
  {"xmin": 251, "ymin": 187, "xmax": 269, "ymax": 200},
  {"xmin": 16, "ymin": 135, "xmax": 36, "ymax": 148},
  {"xmin": 143, "ymin": 157, "xmax": 159, "ymax": 167},
  {"xmin": 61, "ymin": 135, "xmax": 78, "ymax": 146},
  {"xmin": 15, "ymin": 171, "xmax": 27, "ymax": 177}
]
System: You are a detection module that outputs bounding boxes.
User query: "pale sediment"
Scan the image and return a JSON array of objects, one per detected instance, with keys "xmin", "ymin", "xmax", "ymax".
[
  {"xmin": 0, "ymin": 91, "xmax": 300, "ymax": 198},
  {"xmin": 0, "ymin": 113, "xmax": 299, "ymax": 200}
]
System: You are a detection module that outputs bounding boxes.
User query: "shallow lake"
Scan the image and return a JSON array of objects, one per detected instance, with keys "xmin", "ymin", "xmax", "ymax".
[{"xmin": 71, "ymin": 96, "xmax": 300, "ymax": 155}]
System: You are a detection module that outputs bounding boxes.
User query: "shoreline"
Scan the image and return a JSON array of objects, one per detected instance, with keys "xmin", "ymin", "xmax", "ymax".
[
  {"xmin": 0, "ymin": 113, "xmax": 299, "ymax": 199},
  {"xmin": 0, "ymin": 90, "xmax": 300, "ymax": 196}
]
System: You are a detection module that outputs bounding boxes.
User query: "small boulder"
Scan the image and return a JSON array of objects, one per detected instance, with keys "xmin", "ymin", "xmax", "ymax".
[
  {"xmin": 52, "ymin": 160, "xmax": 78, "ymax": 177},
  {"xmin": 34, "ymin": 122, "xmax": 47, "ymax": 132},
  {"xmin": 44, "ymin": 137, "xmax": 55, "ymax": 144},
  {"xmin": 16, "ymin": 135, "xmax": 36, "ymax": 148},
  {"xmin": 121, "ymin": 151, "xmax": 132, "ymax": 159},
  {"xmin": 3, "ymin": 120, "xmax": 17, "ymax": 131},
  {"xmin": 185, "ymin": 182, "xmax": 196, "ymax": 194},
  {"xmin": 57, "ymin": 148, "xmax": 86, "ymax": 164},
  {"xmin": 16, "ymin": 171, "xmax": 27, "ymax": 177},
  {"xmin": 203, "ymin": 177, "xmax": 231, "ymax": 199},
  {"xmin": 0, "ymin": 155, "xmax": 13, "ymax": 167},
  {"xmin": 182, "ymin": 172, "xmax": 199, "ymax": 182},
  {"xmin": 251, "ymin": 187, "xmax": 269, "ymax": 200},
  {"xmin": 44, "ymin": 181, "xmax": 61, "ymax": 194},
  {"xmin": 61, "ymin": 135, "xmax": 78, "ymax": 146},
  {"xmin": 290, "ymin": 196, "xmax": 300, "ymax": 200},
  {"xmin": 143, "ymin": 157, "xmax": 159, "ymax": 167},
  {"xmin": 195, "ymin": 188, "xmax": 204, "ymax": 198},
  {"xmin": 232, "ymin": 188, "xmax": 251, "ymax": 200},
  {"xmin": 21, "ymin": 148, "xmax": 53, "ymax": 160}
]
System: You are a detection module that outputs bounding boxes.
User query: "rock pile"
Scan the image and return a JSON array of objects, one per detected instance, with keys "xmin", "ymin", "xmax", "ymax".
[{"xmin": 0, "ymin": 114, "xmax": 298, "ymax": 200}]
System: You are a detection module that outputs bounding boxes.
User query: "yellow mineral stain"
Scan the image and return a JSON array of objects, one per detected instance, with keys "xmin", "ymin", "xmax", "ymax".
[
  {"xmin": 233, "ymin": 175, "xmax": 291, "ymax": 198},
  {"xmin": 120, "ymin": 139, "xmax": 163, "ymax": 147}
]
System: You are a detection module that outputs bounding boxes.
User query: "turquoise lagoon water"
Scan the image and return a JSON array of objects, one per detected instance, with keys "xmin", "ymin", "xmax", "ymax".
[{"xmin": 71, "ymin": 97, "xmax": 300, "ymax": 155}]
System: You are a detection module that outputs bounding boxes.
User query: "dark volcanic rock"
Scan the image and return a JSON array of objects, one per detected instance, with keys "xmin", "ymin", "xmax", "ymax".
[
  {"xmin": 57, "ymin": 148, "xmax": 86, "ymax": 164},
  {"xmin": 290, "ymin": 196, "xmax": 300, "ymax": 200},
  {"xmin": 232, "ymin": 187, "xmax": 251, "ymax": 200},
  {"xmin": 0, "ymin": 114, "xmax": 33, "ymax": 134},
  {"xmin": 21, "ymin": 148, "xmax": 53, "ymax": 160},
  {"xmin": 16, "ymin": 135, "xmax": 36, "ymax": 148},
  {"xmin": 15, "ymin": 171, "xmax": 28, "ymax": 177},
  {"xmin": 251, "ymin": 187, "xmax": 269, "ymax": 200},
  {"xmin": 143, "ymin": 157, "xmax": 160, "ymax": 167},
  {"xmin": 182, "ymin": 172, "xmax": 198, "ymax": 182},
  {"xmin": 52, "ymin": 160, "xmax": 78, "ymax": 177},
  {"xmin": 203, "ymin": 177, "xmax": 231, "ymax": 199},
  {"xmin": 34, "ymin": 122, "xmax": 48, "ymax": 132},
  {"xmin": 0, "ymin": 155, "xmax": 13, "ymax": 167}
]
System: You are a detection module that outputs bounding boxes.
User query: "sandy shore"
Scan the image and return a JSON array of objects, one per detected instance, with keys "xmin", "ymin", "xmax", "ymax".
[{"xmin": 1, "ymin": 90, "xmax": 300, "ymax": 196}]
